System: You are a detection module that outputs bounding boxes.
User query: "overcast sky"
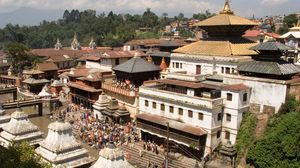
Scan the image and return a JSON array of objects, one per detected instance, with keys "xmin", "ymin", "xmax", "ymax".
[{"xmin": 0, "ymin": 0, "xmax": 298, "ymax": 17}]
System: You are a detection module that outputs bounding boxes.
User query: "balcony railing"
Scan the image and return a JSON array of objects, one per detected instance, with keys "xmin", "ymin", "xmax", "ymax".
[
  {"xmin": 139, "ymin": 86, "xmax": 223, "ymax": 109},
  {"xmin": 102, "ymin": 83, "xmax": 138, "ymax": 98}
]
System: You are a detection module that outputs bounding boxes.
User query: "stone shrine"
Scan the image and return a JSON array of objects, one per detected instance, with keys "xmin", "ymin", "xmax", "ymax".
[
  {"xmin": 93, "ymin": 92, "xmax": 110, "ymax": 119},
  {"xmin": 35, "ymin": 120, "xmax": 94, "ymax": 167},
  {"xmin": 0, "ymin": 107, "xmax": 43, "ymax": 147},
  {"xmin": 90, "ymin": 141, "xmax": 134, "ymax": 168}
]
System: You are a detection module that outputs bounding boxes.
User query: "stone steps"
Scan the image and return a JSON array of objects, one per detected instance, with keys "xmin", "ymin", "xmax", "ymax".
[{"xmin": 121, "ymin": 144, "xmax": 198, "ymax": 168}]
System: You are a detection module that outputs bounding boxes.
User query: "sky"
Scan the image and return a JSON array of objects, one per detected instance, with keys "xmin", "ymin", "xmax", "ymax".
[{"xmin": 0, "ymin": 0, "xmax": 298, "ymax": 27}]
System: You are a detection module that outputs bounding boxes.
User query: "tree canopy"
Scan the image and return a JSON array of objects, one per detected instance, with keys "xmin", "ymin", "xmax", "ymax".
[
  {"xmin": 0, "ymin": 9, "xmax": 212, "ymax": 49},
  {"xmin": 246, "ymin": 97, "xmax": 300, "ymax": 168},
  {"xmin": 0, "ymin": 141, "xmax": 50, "ymax": 168},
  {"xmin": 278, "ymin": 14, "xmax": 298, "ymax": 34}
]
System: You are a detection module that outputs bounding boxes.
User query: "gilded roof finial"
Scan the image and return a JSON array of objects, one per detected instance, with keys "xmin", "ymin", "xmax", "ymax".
[{"xmin": 220, "ymin": 0, "xmax": 234, "ymax": 15}]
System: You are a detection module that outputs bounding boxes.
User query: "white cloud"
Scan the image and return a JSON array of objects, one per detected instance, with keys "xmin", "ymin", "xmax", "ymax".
[
  {"xmin": 0, "ymin": 0, "xmax": 219, "ymax": 15},
  {"xmin": 261, "ymin": 0, "xmax": 288, "ymax": 5}
]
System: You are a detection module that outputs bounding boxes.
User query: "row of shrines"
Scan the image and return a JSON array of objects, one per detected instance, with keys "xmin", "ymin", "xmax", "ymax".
[
  {"xmin": 1, "ymin": 0, "xmax": 300, "ymax": 165},
  {"xmin": 0, "ymin": 106, "xmax": 133, "ymax": 168}
]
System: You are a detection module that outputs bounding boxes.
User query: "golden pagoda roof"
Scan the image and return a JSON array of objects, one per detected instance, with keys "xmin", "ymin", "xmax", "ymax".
[
  {"xmin": 173, "ymin": 39, "xmax": 258, "ymax": 57},
  {"xmin": 194, "ymin": 0, "xmax": 258, "ymax": 27}
]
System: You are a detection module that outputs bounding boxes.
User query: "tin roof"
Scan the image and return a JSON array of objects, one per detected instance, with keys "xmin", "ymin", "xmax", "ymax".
[
  {"xmin": 137, "ymin": 113, "xmax": 207, "ymax": 136},
  {"xmin": 113, "ymin": 56, "xmax": 160, "ymax": 73},
  {"xmin": 249, "ymin": 41, "xmax": 292, "ymax": 51},
  {"xmin": 238, "ymin": 60, "xmax": 300, "ymax": 75}
]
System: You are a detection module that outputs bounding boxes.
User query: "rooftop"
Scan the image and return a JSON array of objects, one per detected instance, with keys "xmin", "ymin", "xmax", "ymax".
[
  {"xmin": 113, "ymin": 56, "xmax": 160, "ymax": 73},
  {"xmin": 173, "ymin": 38, "xmax": 257, "ymax": 57},
  {"xmin": 36, "ymin": 62, "xmax": 59, "ymax": 72}
]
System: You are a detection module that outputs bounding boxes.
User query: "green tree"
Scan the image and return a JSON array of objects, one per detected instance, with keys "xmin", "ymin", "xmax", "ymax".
[
  {"xmin": 246, "ymin": 97, "xmax": 300, "ymax": 168},
  {"xmin": 4, "ymin": 42, "xmax": 41, "ymax": 75},
  {"xmin": 193, "ymin": 10, "xmax": 215, "ymax": 20},
  {"xmin": 279, "ymin": 14, "xmax": 298, "ymax": 34},
  {"xmin": 0, "ymin": 141, "xmax": 50, "ymax": 168}
]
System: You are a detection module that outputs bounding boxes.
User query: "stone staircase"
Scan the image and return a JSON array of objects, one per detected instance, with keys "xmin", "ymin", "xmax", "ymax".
[{"xmin": 120, "ymin": 143, "xmax": 199, "ymax": 168}]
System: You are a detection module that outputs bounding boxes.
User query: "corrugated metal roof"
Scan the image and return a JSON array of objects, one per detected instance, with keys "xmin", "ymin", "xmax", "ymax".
[
  {"xmin": 238, "ymin": 60, "xmax": 300, "ymax": 75},
  {"xmin": 113, "ymin": 56, "xmax": 160, "ymax": 73},
  {"xmin": 249, "ymin": 41, "xmax": 292, "ymax": 51}
]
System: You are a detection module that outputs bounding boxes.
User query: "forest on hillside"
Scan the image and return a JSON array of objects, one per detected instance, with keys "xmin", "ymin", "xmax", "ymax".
[{"xmin": 0, "ymin": 9, "xmax": 214, "ymax": 49}]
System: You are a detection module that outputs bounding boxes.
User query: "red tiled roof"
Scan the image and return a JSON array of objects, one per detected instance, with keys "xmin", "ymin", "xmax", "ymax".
[
  {"xmin": 243, "ymin": 30, "xmax": 281, "ymax": 39},
  {"xmin": 86, "ymin": 55, "xmax": 101, "ymax": 61},
  {"xmin": 222, "ymin": 84, "xmax": 250, "ymax": 92},
  {"xmin": 136, "ymin": 113, "xmax": 207, "ymax": 136},
  {"xmin": 36, "ymin": 62, "xmax": 58, "ymax": 72},
  {"xmin": 67, "ymin": 81, "xmax": 101, "ymax": 93},
  {"xmin": 102, "ymin": 51, "xmax": 146, "ymax": 58}
]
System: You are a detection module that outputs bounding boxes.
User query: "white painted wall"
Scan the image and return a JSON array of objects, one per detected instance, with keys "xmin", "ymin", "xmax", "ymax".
[
  {"xmin": 86, "ymin": 61, "xmax": 101, "ymax": 69},
  {"xmin": 223, "ymin": 75, "xmax": 287, "ymax": 113}
]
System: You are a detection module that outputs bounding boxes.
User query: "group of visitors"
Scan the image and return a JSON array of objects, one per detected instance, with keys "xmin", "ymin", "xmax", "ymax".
[{"xmin": 62, "ymin": 103, "xmax": 139, "ymax": 150}]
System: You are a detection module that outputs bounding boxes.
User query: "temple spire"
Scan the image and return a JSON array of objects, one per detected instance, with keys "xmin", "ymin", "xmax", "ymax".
[
  {"xmin": 71, "ymin": 33, "xmax": 81, "ymax": 50},
  {"xmin": 220, "ymin": 0, "xmax": 234, "ymax": 14}
]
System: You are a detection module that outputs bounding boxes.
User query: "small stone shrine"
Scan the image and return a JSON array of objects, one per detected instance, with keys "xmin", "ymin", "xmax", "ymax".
[
  {"xmin": 35, "ymin": 119, "xmax": 94, "ymax": 167},
  {"xmin": 93, "ymin": 92, "xmax": 109, "ymax": 119},
  {"xmin": 0, "ymin": 107, "xmax": 43, "ymax": 147},
  {"xmin": 219, "ymin": 141, "xmax": 237, "ymax": 167},
  {"xmin": 90, "ymin": 141, "xmax": 134, "ymax": 168},
  {"xmin": 102, "ymin": 98, "xmax": 131, "ymax": 124}
]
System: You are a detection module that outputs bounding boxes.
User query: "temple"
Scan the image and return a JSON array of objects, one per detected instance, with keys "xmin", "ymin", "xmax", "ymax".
[
  {"xmin": 279, "ymin": 21, "xmax": 300, "ymax": 63},
  {"xmin": 101, "ymin": 98, "xmax": 131, "ymax": 124},
  {"xmin": 93, "ymin": 92, "xmax": 110, "ymax": 119},
  {"xmin": 90, "ymin": 141, "xmax": 134, "ymax": 168},
  {"xmin": 171, "ymin": 0, "xmax": 258, "ymax": 76},
  {"xmin": 0, "ymin": 107, "xmax": 43, "ymax": 147},
  {"xmin": 35, "ymin": 120, "xmax": 94, "ymax": 167}
]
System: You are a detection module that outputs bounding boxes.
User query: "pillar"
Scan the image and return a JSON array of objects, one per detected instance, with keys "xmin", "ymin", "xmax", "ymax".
[{"xmin": 38, "ymin": 103, "xmax": 43, "ymax": 116}]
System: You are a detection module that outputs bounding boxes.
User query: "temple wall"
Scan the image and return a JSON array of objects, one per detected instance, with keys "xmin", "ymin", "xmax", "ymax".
[{"xmin": 223, "ymin": 75, "xmax": 287, "ymax": 113}]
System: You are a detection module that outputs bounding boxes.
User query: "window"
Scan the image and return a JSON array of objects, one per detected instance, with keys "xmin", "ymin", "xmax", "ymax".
[
  {"xmin": 217, "ymin": 113, "xmax": 222, "ymax": 121},
  {"xmin": 169, "ymin": 106, "xmax": 174, "ymax": 113},
  {"xmin": 176, "ymin": 63, "xmax": 179, "ymax": 68},
  {"xmin": 198, "ymin": 113, "xmax": 204, "ymax": 120},
  {"xmin": 196, "ymin": 65, "xmax": 201, "ymax": 75},
  {"xmin": 180, "ymin": 63, "xmax": 183, "ymax": 69},
  {"xmin": 232, "ymin": 68, "xmax": 235, "ymax": 73},
  {"xmin": 225, "ymin": 67, "xmax": 231, "ymax": 74},
  {"xmin": 172, "ymin": 62, "xmax": 175, "ymax": 68},
  {"xmin": 217, "ymin": 131, "xmax": 221, "ymax": 139},
  {"xmin": 145, "ymin": 100, "xmax": 149, "ymax": 107},
  {"xmin": 243, "ymin": 93, "xmax": 248, "ymax": 102},
  {"xmin": 227, "ymin": 93, "xmax": 232, "ymax": 101},
  {"xmin": 225, "ymin": 131, "xmax": 230, "ymax": 140},
  {"xmin": 188, "ymin": 110, "xmax": 193, "ymax": 118},
  {"xmin": 226, "ymin": 114, "xmax": 231, "ymax": 122},
  {"xmin": 178, "ymin": 108, "xmax": 183, "ymax": 116},
  {"xmin": 161, "ymin": 104, "xmax": 165, "ymax": 111},
  {"xmin": 221, "ymin": 67, "xmax": 224, "ymax": 74},
  {"xmin": 152, "ymin": 102, "xmax": 156, "ymax": 109}
]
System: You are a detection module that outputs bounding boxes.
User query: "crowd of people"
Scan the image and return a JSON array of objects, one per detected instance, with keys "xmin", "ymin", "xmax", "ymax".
[{"xmin": 61, "ymin": 104, "xmax": 139, "ymax": 150}]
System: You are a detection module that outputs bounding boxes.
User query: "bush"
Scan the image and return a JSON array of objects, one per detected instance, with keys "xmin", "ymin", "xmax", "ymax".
[
  {"xmin": 235, "ymin": 112, "xmax": 257, "ymax": 163},
  {"xmin": 246, "ymin": 101, "xmax": 300, "ymax": 168}
]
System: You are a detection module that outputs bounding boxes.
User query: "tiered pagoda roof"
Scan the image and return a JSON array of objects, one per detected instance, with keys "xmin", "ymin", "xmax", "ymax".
[
  {"xmin": 174, "ymin": 0, "xmax": 258, "ymax": 57},
  {"xmin": 113, "ymin": 55, "xmax": 160, "ymax": 73},
  {"xmin": 238, "ymin": 41, "xmax": 300, "ymax": 77},
  {"xmin": 35, "ymin": 120, "xmax": 94, "ymax": 167},
  {"xmin": 0, "ymin": 107, "xmax": 43, "ymax": 147}
]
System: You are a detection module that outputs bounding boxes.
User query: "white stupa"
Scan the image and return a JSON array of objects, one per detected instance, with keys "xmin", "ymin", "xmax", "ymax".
[
  {"xmin": 38, "ymin": 85, "xmax": 52, "ymax": 98},
  {"xmin": 93, "ymin": 92, "xmax": 109, "ymax": 119},
  {"xmin": 90, "ymin": 141, "xmax": 134, "ymax": 168},
  {"xmin": 0, "ymin": 104, "xmax": 10, "ymax": 129},
  {"xmin": 35, "ymin": 120, "xmax": 94, "ymax": 167},
  {"xmin": 0, "ymin": 107, "xmax": 43, "ymax": 147}
]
